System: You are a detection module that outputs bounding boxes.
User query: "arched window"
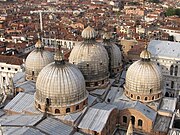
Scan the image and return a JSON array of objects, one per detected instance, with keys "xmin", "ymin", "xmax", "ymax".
[
  {"xmin": 152, "ymin": 96, "xmax": 155, "ymax": 100},
  {"xmin": 137, "ymin": 96, "xmax": 140, "ymax": 100},
  {"xmin": 123, "ymin": 116, "xmax": 127, "ymax": 123},
  {"xmin": 55, "ymin": 109, "xmax": 60, "ymax": 114},
  {"xmin": 175, "ymin": 65, "xmax": 178, "ymax": 76},
  {"xmin": 170, "ymin": 65, "xmax": 174, "ymax": 75},
  {"xmin": 38, "ymin": 104, "xmax": 41, "ymax": 109},
  {"xmin": 165, "ymin": 92, "xmax": 169, "ymax": 97},
  {"xmin": 76, "ymin": 105, "xmax": 79, "ymax": 110},
  {"xmin": 66, "ymin": 108, "xmax": 70, "ymax": 113},
  {"xmin": 102, "ymin": 80, "xmax": 104, "ymax": 84},
  {"xmin": 171, "ymin": 81, "xmax": 174, "ymax": 89},
  {"xmin": 144, "ymin": 97, "xmax": 148, "ymax": 101},
  {"xmin": 150, "ymin": 89, "xmax": 152, "ymax": 94},
  {"xmin": 131, "ymin": 94, "xmax": 133, "ymax": 98},
  {"xmin": 32, "ymin": 71, "xmax": 34, "ymax": 76},
  {"xmin": 131, "ymin": 116, "xmax": 135, "ymax": 125},
  {"xmin": 138, "ymin": 119, "xmax": 143, "ymax": 127}
]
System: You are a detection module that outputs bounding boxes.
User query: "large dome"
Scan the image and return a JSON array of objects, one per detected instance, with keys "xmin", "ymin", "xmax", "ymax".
[
  {"xmin": 125, "ymin": 50, "xmax": 163, "ymax": 102},
  {"xmin": 102, "ymin": 32, "xmax": 122, "ymax": 77},
  {"xmin": 25, "ymin": 40, "xmax": 54, "ymax": 81},
  {"xmin": 69, "ymin": 26, "xmax": 109, "ymax": 91},
  {"xmin": 35, "ymin": 53, "xmax": 88, "ymax": 115}
]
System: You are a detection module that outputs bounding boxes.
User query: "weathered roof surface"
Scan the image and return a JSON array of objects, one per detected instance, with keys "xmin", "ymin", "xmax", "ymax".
[
  {"xmin": 2, "ymin": 127, "xmax": 45, "ymax": 135},
  {"xmin": 160, "ymin": 97, "xmax": 177, "ymax": 113},
  {"xmin": 0, "ymin": 114, "xmax": 43, "ymax": 126},
  {"xmin": 113, "ymin": 100, "xmax": 157, "ymax": 121},
  {"xmin": 148, "ymin": 40, "xmax": 180, "ymax": 58},
  {"xmin": 88, "ymin": 95, "xmax": 97, "ymax": 106},
  {"xmin": 13, "ymin": 72, "xmax": 26, "ymax": 86},
  {"xmin": 78, "ymin": 103, "xmax": 116, "ymax": 132},
  {"xmin": 15, "ymin": 81, "xmax": 35, "ymax": 94},
  {"xmin": 36, "ymin": 117, "xmax": 74, "ymax": 135},
  {"xmin": 168, "ymin": 128, "xmax": 180, "ymax": 135},
  {"xmin": 105, "ymin": 86, "xmax": 119, "ymax": 103},
  {"xmin": 4, "ymin": 92, "xmax": 34, "ymax": 113},
  {"xmin": 153, "ymin": 115, "xmax": 171, "ymax": 132},
  {"xmin": 0, "ymin": 55, "xmax": 23, "ymax": 65}
]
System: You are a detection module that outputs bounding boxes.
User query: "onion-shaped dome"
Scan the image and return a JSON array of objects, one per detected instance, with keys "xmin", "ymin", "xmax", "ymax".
[
  {"xmin": 25, "ymin": 39, "xmax": 54, "ymax": 81},
  {"xmin": 35, "ymin": 46, "xmax": 88, "ymax": 115},
  {"xmin": 125, "ymin": 49, "xmax": 163, "ymax": 103},
  {"xmin": 102, "ymin": 32, "xmax": 122, "ymax": 77},
  {"xmin": 69, "ymin": 26, "xmax": 109, "ymax": 91}
]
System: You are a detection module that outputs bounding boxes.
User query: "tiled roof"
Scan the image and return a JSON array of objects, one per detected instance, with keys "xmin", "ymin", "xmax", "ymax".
[{"xmin": 0, "ymin": 55, "xmax": 23, "ymax": 65}]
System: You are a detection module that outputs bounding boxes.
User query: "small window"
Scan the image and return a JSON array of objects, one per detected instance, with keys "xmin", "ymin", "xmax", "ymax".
[
  {"xmin": 15, "ymin": 68, "xmax": 18, "ymax": 71},
  {"xmin": 100, "ymin": 62, "xmax": 102, "ymax": 65},
  {"xmin": 76, "ymin": 105, "xmax": 79, "ymax": 110},
  {"xmin": 55, "ymin": 109, "xmax": 60, "ymax": 114},
  {"xmin": 66, "ymin": 108, "xmax": 70, "ymax": 113},
  {"xmin": 86, "ymin": 63, "xmax": 89, "ymax": 67},
  {"xmin": 1, "ymin": 67, "xmax": 4, "ymax": 70},
  {"xmin": 8, "ymin": 68, "xmax": 11, "ymax": 70},
  {"xmin": 152, "ymin": 96, "xmax": 155, "ymax": 100},
  {"xmin": 131, "ymin": 116, "xmax": 135, "ymax": 125},
  {"xmin": 137, "ymin": 96, "xmax": 140, "ymax": 100},
  {"xmin": 38, "ymin": 104, "xmax": 41, "ymax": 109},
  {"xmin": 145, "ymin": 97, "xmax": 148, "ymax": 101},
  {"xmin": 138, "ymin": 119, "xmax": 143, "ymax": 127},
  {"xmin": 123, "ymin": 116, "xmax": 127, "ymax": 123},
  {"xmin": 131, "ymin": 94, "xmax": 133, "ymax": 98},
  {"xmin": 95, "ymin": 82, "xmax": 98, "ymax": 86}
]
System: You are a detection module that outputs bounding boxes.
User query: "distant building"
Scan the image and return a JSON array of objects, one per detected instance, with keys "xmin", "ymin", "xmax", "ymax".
[{"xmin": 148, "ymin": 40, "xmax": 180, "ymax": 99}]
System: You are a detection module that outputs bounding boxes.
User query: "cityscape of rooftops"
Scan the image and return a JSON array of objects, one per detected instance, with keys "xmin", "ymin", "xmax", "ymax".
[{"xmin": 0, "ymin": 0, "xmax": 180, "ymax": 135}]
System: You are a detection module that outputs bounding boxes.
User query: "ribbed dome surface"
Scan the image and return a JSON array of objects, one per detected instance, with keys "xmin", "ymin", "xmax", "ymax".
[
  {"xmin": 25, "ymin": 50, "xmax": 54, "ymax": 78},
  {"xmin": 35, "ymin": 62, "xmax": 88, "ymax": 106},
  {"xmin": 69, "ymin": 42, "xmax": 109, "ymax": 81},
  {"xmin": 81, "ymin": 26, "xmax": 96, "ymax": 39},
  {"xmin": 125, "ymin": 60, "xmax": 162, "ymax": 94},
  {"xmin": 103, "ymin": 34, "xmax": 122, "ymax": 72}
]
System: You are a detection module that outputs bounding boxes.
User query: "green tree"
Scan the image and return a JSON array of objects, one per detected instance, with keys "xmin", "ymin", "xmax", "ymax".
[
  {"xmin": 175, "ymin": 9, "xmax": 180, "ymax": 17},
  {"xmin": 165, "ymin": 8, "xmax": 176, "ymax": 16}
]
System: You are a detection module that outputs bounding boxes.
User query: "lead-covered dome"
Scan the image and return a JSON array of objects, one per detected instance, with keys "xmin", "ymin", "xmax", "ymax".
[
  {"xmin": 25, "ymin": 39, "xmax": 54, "ymax": 81},
  {"xmin": 69, "ymin": 26, "xmax": 109, "ymax": 91},
  {"xmin": 35, "ymin": 48, "xmax": 88, "ymax": 115},
  {"xmin": 102, "ymin": 32, "xmax": 122, "ymax": 77},
  {"xmin": 125, "ymin": 49, "xmax": 163, "ymax": 102}
]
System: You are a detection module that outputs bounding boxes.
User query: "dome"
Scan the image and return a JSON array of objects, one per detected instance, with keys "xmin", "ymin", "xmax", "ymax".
[
  {"xmin": 102, "ymin": 33, "xmax": 122, "ymax": 77},
  {"xmin": 125, "ymin": 50, "xmax": 163, "ymax": 102},
  {"xmin": 35, "ymin": 61, "xmax": 88, "ymax": 115},
  {"xmin": 25, "ymin": 40, "xmax": 54, "ymax": 81},
  {"xmin": 81, "ymin": 26, "xmax": 96, "ymax": 39},
  {"xmin": 69, "ymin": 26, "xmax": 109, "ymax": 91}
]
